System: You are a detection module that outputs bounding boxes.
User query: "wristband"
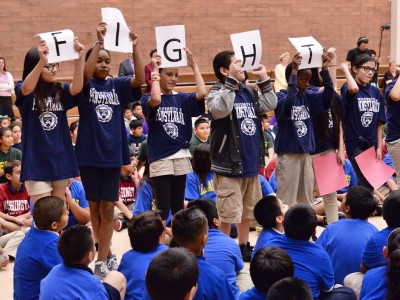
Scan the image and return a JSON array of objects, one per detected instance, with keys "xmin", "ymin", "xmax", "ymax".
[
  {"xmin": 94, "ymin": 40, "xmax": 104, "ymax": 47},
  {"xmin": 151, "ymin": 90, "xmax": 161, "ymax": 95},
  {"xmin": 151, "ymin": 75, "xmax": 161, "ymax": 81}
]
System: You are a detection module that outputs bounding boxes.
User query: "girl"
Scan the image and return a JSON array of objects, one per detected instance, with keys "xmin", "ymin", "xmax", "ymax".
[
  {"xmin": 340, "ymin": 55, "xmax": 386, "ymax": 192},
  {"xmin": 142, "ymin": 48, "xmax": 206, "ymax": 227},
  {"xmin": 0, "ymin": 127, "xmax": 21, "ymax": 183},
  {"xmin": 15, "ymin": 38, "xmax": 85, "ymax": 203},
  {"xmin": 0, "ymin": 57, "xmax": 15, "ymax": 119},
  {"xmin": 0, "ymin": 116, "xmax": 10, "ymax": 128},
  {"xmin": 10, "ymin": 121, "xmax": 22, "ymax": 151},
  {"xmin": 76, "ymin": 23, "xmax": 144, "ymax": 278}
]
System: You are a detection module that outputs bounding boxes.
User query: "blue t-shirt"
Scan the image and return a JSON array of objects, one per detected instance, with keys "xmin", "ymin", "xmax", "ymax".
[
  {"xmin": 204, "ymin": 229, "xmax": 244, "ymax": 298},
  {"xmin": 259, "ymin": 174, "xmax": 274, "ymax": 196},
  {"xmin": 252, "ymin": 228, "xmax": 283, "ymax": 260},
  {"xmin": 185, "ymin": 171, "xmax": 216, "ymax": 202},
  {"xmin": 39, "ymin": 263, "xmax": 108, "ymax": 300},
  {"xmin": 238, "ymin": 287, "xmax": 266, "ymax": 300},
  {"xmin": 263, "ymin": 235, "xmax": 334, "ymax": 300},
  {"xmin": 128, "ymin": 134, "xmax": 147, "ymax": 157},
  {"xmin": 66, "ymin": 179, "xmax": 89, "ymax": 228},
  {"xmin": 316, "ymin": 218, "xmax": 378, "ymax": 284},
  {"xmin": 142, "ymin": 92, "xmax": 204, "ymax": 163},
  {"xmin": 14, "ymin": 227, "xmax": 62, "ymax": 300},
  {"xmin": 337, "ymin": 159, "xmax": 358, "ymax": 194},
  {"xmin": 118, "ymin": 243, "xmax": 168, "ymax": 300},
  {"xmin": 359, "ymin": 266, "xmax": 388, "ymax": 300},
  {"xmin": 362, "ymin": 227, "xmax": 394, "ymax": 270},
  {"xmin": 384, "ymin": 79, "xmax": 400, "ymax": 142},
  {"xmin": 340, "ymin": 82, "xmax": 386, "ymax": 158},
  {"xmin": 269, "ymin": 170, "xmax": 278, "ymax": 193},
  {"xmin": 75, "ymin": 77, "xmax": 142, "ymax": 167},
  {"xmin": 15, "ymin": 81, "xmax": 79, "ymax": 181}
]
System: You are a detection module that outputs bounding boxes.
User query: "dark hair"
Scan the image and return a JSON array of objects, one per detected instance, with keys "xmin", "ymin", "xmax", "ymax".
[
  {"xmin": 129, "ymin": 119, "xmax": 143, "ymax": 130},
  {"xmin": 250, "ymin": 246, "xmax": 294, "ymax": 293},
  {"xmin": 351, "ymin": 54, "xmax": 376, "ymax": 69},
  {"xmin": 85, "ymin": 47, "xmax": 110, "ymax": 62},
  {"xmin": 128, "ymin": 211, "xmax": 164, "ymax": 252},
  {"xmin": 22, "ymin": 48, "xmax": 64, "ymax": 114},
  {"xmin": 172, "ymin": 207, "xmax": 208, "ymax": 248},
  {"xmin": 370, "ymin": 49, "xmax": 377, "ymax": 56},
  {"xmin": 10, "ymin": 121, "xmax": 22, "ymax": 131},
  {"xmin": 267, "ymin": 277, "xmax": 313, "ymax": 300},
  {"xmin": 284, "ymin": 204, "xmax": 317, "ymax": 240},
  {"xmin": 192, "ymin": 144, "xmax": 211, "ymax": 188},
  {"xmin": 69, "ymin": 120, "xmax": 79, "ymax": 133},
  {"xmin": 317, "ymin": 93, "xmax": 342, "ymax": 148},
  {"xmin": 3, "ymin": 160, "xmax": 21, "ymax": 176},
  {"xmin": 261, "ymin": 114, "xmax": 269, "ymax": 121},
  {"xmin": 213, "ymin": 51, "xmax": 235, "ymax": 82},
  {"xmin": 345, "ymin": 186, "xmax": 376, "ymax": 219},
  {"xmin": 0, "ymin": 127, "xmax": 11, "ymax": 145},
  {"xmin": 187, "ymin": 198, "xmax": 218, "ymax": 229},
  {"xmin": 383, "ymin": 191, "xmax": 400, "ymax": 228},
  {"xmin": 357, "ymin": 36, "xmax": 369, "ymax": 46},
  {"xmin": 253, "ymin": 195, "xmax": 283, "ymax": 229},
  {"xmin": 194, "ymin": 117, "xmax": 209, "ymax": 129},
  {"xmin": 386, "ymin": 228, "xmax": 400, "ymax": 300},
  {"xmin": 284, "ymin": 63, "xmax": 312, "ymax": 85},
  {"xmin": 149, "ymin": 49, "xmax": 157, "ymax": 58},
  {"xmin": 146, "ymin": 248, "xmax": 198, "ymax": 300},
  {"xmin": 0, "ymin": 57, "xmax": 7, "ymax": 72},
  {"xmin": 132, "ymin": 102, "xmax": 142, "ymax": 110},
  {"xmin": 58, "ymin": 225, "xmax": 94, "ymax": 264},
  {"xmin": 33, "ymin": 196, "xmax": 65, "ymax": 230}
]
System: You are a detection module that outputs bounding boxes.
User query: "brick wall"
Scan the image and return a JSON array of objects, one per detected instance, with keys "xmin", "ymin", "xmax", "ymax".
[{"xmin": 0, "ymin": 0, "xmax": 391, "ymax": 80}]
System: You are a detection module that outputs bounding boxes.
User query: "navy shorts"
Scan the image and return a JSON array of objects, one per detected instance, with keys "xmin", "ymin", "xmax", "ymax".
[
  {"xmin": 79, "ymin": 166, "xmax": 120, "ymax": 202},
  {"xmin": 103, "ymin": 282, "xmax": 120, "ymax": 300}
]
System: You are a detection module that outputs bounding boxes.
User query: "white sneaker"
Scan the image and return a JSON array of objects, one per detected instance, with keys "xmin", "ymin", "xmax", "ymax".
[
  {"xmin": 107, "ymin": 254, "xmax": 118, "ymax": 271},
  {"xmin": 94, "ymin": 260, "xmax": 110, "ymax": 278}
]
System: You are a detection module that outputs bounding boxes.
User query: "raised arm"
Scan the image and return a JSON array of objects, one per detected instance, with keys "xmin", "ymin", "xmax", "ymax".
[
  {"xmin": 340, "ymin": 62, "xmax": 359, "ymax": 94},
  {"xmin": 69, "ymin": 37, "xmax": 85, "ymax": 96},
  {"xmin": 252, "ymin": 64, "xmax": 277, "ymax": 113},
  {"xmin": 83, "ymin": 22, "xmax": 106, "ymax": 86},
  {"xmin": 185, "ymin": 47, "xmax": 206, "ymax": 100},
  {"xmin": 129, "ymin": 31, "xmax": 145, "ymax": 88},
  {"xmin": 148, "ymin": 53, "xmax": 162, "ymax": 108},
  {"xmin": 327, "ymin": 47, "xmax": 337, "ymax": 91}
]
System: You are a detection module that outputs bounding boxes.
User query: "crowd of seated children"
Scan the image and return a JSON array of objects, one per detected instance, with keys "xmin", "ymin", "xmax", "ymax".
[
  {"xmin": 188, "ymin": 117, "xmax": 210, "ymax": 155},
  {"xmin": 123, "ymin": 106, "xmax": 135, "ymax": 135},
  {"xmin": 0, "ymin": 127, "xmax": 22, "ymax": 184}
]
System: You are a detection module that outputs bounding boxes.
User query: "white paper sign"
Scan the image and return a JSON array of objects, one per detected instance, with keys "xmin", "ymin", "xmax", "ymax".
[
  {"xmin": 102, "ymin": 7, "xmax": 131, "ymax": 53},
  {"xmin": 230, "ymin": 30, "xmax": 262, "ymax": 71},
  {"xmin": 37, "ymin": 29, "xmax": 78, "ymax": 63},
  {"xmin": 288, "ymin": 36, "xmax": 323, "ymax": 69},
  {"xmin": 155, "ymin": 25, "xmax": 187, "ymax": 68}
]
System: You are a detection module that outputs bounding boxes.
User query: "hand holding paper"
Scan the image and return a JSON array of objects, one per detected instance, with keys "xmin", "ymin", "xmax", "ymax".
[
  {"xmin": 292, "ymin": 52, "xmax": 302, "ymax": 72},
  {"xmin": 97, "ymin": 22, "xmax": 107, "ymax": 42},
  {"xmin": 129, "ymin": 30, "xmax": 139, "ymax": 48},
  {"xmin": 321, "ymin": 49, "xmax": 330, "ymax": 71},
  {"xmin": 288, "ymin": 36, "xmax": 323, "ymax": 70},
  {"xmin": 38, "ymin": 40, "xmax": 49, "ymax": 64},
  {"xmin": 185, "ymin": 47, "xmax": 196, "ymax": 69},
  {"xmin": 251, "ymin": 64, "xmax": 268, "ymax": 82}
]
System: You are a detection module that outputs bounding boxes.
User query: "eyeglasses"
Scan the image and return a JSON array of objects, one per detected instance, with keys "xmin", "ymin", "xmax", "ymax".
[
  {"xmin": 358, "ymin": 66, "xmax": 377, "ymax": 73},
  {"xmin": 43, "ymin": 63, "xmax": 59, "ymax": 71}
]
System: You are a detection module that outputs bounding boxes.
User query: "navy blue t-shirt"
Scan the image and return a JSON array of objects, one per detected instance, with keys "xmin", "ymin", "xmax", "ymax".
[
  {"xmin": 15, "ymin": 81, "xmax": 79, "ymax": 181},
  {"xmin": 75, "ymin": 77, "xmax": 142, "ymax": 167},
  {"xmin": 384, "ymin": 79, "xmax": 400, "ymax": 142}
]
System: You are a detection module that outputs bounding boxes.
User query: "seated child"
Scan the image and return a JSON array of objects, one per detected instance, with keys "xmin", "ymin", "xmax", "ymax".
[
  {"xmin": 267, "ymin": 277, "xmax": 313, "ymax": 300},
  {"xmin": 252, "ymin": 195, "xmax": 287, "ymax": 260},
  {"xmin": 40, "ymin": 225, "xmax": 126, "ymax": 300},
  {"xmin": 128, "ymin": 119, "xmax": 146, "ymax": 157},
  {"xmin": 124, "ymin": 106, "xmax": 135, "ymax": 135},
  {"xmin": 65, "ymin": 178, "xmax": 90, "ymax": 229},
  {"xmin": 118, "ymin": 211, "xmax": 168, "ymax": 300},
  {"xmin": 131, "ymin": 102, "xmax": 148, "ymax": 136},
  {"xmin": 13, "ymin": 196, "xmax": 68, "ymax": 300},
  {"xmin": 146, "ymin": 248, "xmax": 198, "ymax": 300},
  {"xmin": 0, "ymin": 160, "xmax": 31, "ymax": 233},
  {"xmin": 0, "ymin": 221, "xmax": 25, "ymax": 260},
  {"xmin": 187, "ymin": 198, "xmax": 243, "ymax": 297},
  {"xmin": 316, "ymin": 186, "xmax": 378, "ymax": 284},
  {"xmin": 189, "ymin": 117, "xmax": 210, "ymax": 155}
]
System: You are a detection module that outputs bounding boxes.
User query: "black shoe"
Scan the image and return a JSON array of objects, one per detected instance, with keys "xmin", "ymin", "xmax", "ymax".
[{"xmin": 239, "ymin": 242, "xmax": 254, "ymax": 262}]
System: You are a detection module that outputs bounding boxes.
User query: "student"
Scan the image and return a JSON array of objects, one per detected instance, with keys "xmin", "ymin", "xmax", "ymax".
[
  {"xmin": 75, "ymin": 23, "xmax": 144, "ymax": 278},
  {"xmin": 15, "ymin": 39, "xmax": 84, "ymax": 203},
  {"xmin": 0, "ymin": 115, "xmax": 11, "ymax": 128},
  {"xmin": 240, "ymin": 246, "xmax": 294, "ymax": 300},
  {"xmin": 10, "ymin": 121, "xmax": 22, "ymax": 151},
  {"xmin": 0, "ymin": 127, "xmax": 21, "ymax": 183},
  {"xmin": 118, "ymin": 211, "xmax": 168, "ymax": 300},
  {"xmin": 267, "ymin": 277, "xmax": 313, "ymax": 300},
  {"xmin": 142, "ymin": 48, "xmax": 206, "ymax": 229},
  {"xmin": 146, "ymin": 248, "xmax": 199, "ymax": 300},
  {"xmin": 128, "ymin": 119, "xmax": 146, "ymax": 157},
  {"xmin": 251, "ymin": 195, "xmax": 287, "ymax": 260},
  {"xmin": 187, "ymin": 198, "xmax": 244, "ymax": 297},
  {"xmin": 261, "ymin": 114, "xmax": 274, "ymax": 166},
  {"xmin": 316, "ymin": 186, "xmax": 378, "ymax": 285},
  {"xmin": 13, "ymin": 196, "xmax": 68, "ymax": 300},
  {"xmin": 0, "ymin": 221, "xmax": 25, "ymax": 260},
  {"xmin": 0, "ymin": 160, "xmax": 31, "ymax": 232},
  {"xmin": 64, "ymin": 178, "xmax": 90, "ymax": 229},
  {"xmin": 207, "ymin": 50, "xmax": 277, "ymax": 261},
  {"xmin": 336, "ymin": 159, "xmax": 358, "ymax": 200},
  {"xmin": 359, "ymin": 227, "xmax": 400, "ymax": 300},
  {"xmin": 340, "ymin": 55, "xmax": 386, "ymax": 192},
  {"xmin": 40, "ymin": 225, "xmax": 126, "ymax": 300},
  {"xmin": 131, "ymin": 102, "xmax": 148, "ymax": 135},
  {"xmin": 189, "ymin": 117, "xmax": 210, "ymax": 155},
  {"xmin": 69, "ymin": 120, "xmax": 79, "ymax": 150},
  {"xmin": 123, "ymin": 106, "xmax": 134, "ymax": 135}
]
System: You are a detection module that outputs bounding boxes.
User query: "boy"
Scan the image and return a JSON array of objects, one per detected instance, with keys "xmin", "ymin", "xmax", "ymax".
[
  {"xmin": 118, "ymin": 211, "xmax": 168, "ymax": 300},
  {"xmin": 13, "ymin": 196, "xmax": 68, "ymax": 300},
  {"xmin": 0, "ymin": 160, "xmax": 31, "ymax": 232},
  {"xmin": 132, "ymin": 102, "xmax": 148, "ymax": 135},
  {"xmin": 128, "ymin": 119, "xmax": 146, "ymax": 157},
  {"xmin": 316, "ymin": 186, "xmax": 378, "ymax": 285},
  {"xmin": 124, "ymin": 106, "xmax": 135, "ymax": 134},
  {"xmin": 261, "ymin": 114, "xmax": 275, "ymax": 165},
  {"xmin": 267, "ymin": 277, "xmax": 313, "ymax": 300},
  {"xmin": 187, "ymin": 198, "xmax": 244, "ymax": 297},
  {"xmin": 65, "ymin": 178, "xmax": 90, "ymax": 229},
  {"xmin": 252, "ymin": 195, "xmax": 287, "ymax": 259},
  {"xmin": 239, "ymin": 246, "xmax": 294, "ymax": 300},
  {"xmin": 207, "ymin": 51, "xmax": 277, "ymax": 261},
  {"xmin": 146, "ymin": 248, "xmax": 199, "ymax": 300},
  {"xmin": 40, "ymin": 225, "xmax": 126, "ymax": 300},
  {"xmin": 189, "ymin": 118, "xmax": 210, "ymax": 155}
]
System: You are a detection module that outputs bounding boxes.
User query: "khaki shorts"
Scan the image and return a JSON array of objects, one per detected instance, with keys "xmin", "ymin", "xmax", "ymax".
[
  {"xmin": 150, "ymin": 157, "xmax": 192, "ymax": 177},
  {"xmin": 25, "ymin": 180, "xmax": 68, "ymax": 196},
  {"xmin": 114, "ymin": 203, "xmax": 134, "ymax": 220},
  {"xmin": 213, "ymin": 174, "xmax": 262, "ymax": 224}
]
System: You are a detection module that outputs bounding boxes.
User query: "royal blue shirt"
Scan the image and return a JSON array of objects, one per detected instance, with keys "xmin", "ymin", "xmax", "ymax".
[
  {"xmin": 337, "ymin": 159, "xmax": 358, "ymax": 194},
  {"xmin": 359, "ymin": 266, "xmax": 388, "ymax": 300},
  {"xmin": 65, "ymin": 179, "xmax": 89, "ymax": 228},
  {"xmin": 185, "ymin": 172, "xmax": 216, "ymax": 202},
  {"xmin": 362, "ymin": 227, "xmax": 394, "ymax": 270},
  {"xmin": 75, "ymin": 77, "xmax": 142, "ymax": 167},
  {"xmin": 384, "ymin": 79, "xmax": 400, "ymax": 142},
  {"xmin": 269, "ymin": 170, "xmax": 278, "ymax": 193},
  {"xmin": 15, "ymin": 81, "xmax": 79, "ymax": 181},
  {"xmin": 252, "ymin": 228, "xmax": 283, "ymax": 260},
  {"xmin": 260, "ymin": 174, "xmax": 275, "ymax": 196},
  {"xmin": 316, "ymin": 218, "xmax": 378, "ymax": 284},
  {"xmin": 238, "ymin": 287, "xmax": 266, "ymax": 300}
]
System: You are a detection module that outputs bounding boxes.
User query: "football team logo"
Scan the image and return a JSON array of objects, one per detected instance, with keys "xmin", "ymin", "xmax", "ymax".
[
  {"xmin": 96, "ymin": 104, "xmax": 113, "ymax": 123},
  {"xmin": 164, "ymin": 123, "xmax": 179, "ymax": 139},
  {"xmin": 295, "ymin": 120, "xmax": 307, "ymax": 137},
  {"xmin": 39, "ymin": 111, "xmax": 58, "ymax": 131},
  {"xmin": 241, "ymin": 118, "xmax": 256, "ymax": 136},
  {"xmin": 361, "ymin": 112, "xmax": 373, "ymax": 127}
]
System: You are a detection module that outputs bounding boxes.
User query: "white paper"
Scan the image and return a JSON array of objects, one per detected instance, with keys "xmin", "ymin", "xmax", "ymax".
[
  {"xmin": 37, "ymin": 29, "xmax": 78, "ymax": 63},
  {"xmin": 102, "ymin": 7, "xmax": 131, "ymax": 53},
  {"xmin": 155, "ymin": 25, "xmax": 187, "ymax": 68},
  {"xmin": 288, "ymin": 36, "xmax": 323, "ymax": 69},
  {"xmin": 230, "ymin": 30, "xmax": 262, "ymax": 71}
]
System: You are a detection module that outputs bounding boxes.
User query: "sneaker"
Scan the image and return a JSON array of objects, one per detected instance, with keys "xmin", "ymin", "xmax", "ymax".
[
  {"xmin": 239, "ymin": 242, "xmax": 254, "ymax": 262},
  {"xmin": 114, "ymin": 219, "xmax": 127, "ymax": 231},
  {"xmin": 107, "ymin": 254, "xmax": 118, "ymax": 271},
  {"xmin": 94, "ymin": 260, "xmax": 110, "ymax": 279}
]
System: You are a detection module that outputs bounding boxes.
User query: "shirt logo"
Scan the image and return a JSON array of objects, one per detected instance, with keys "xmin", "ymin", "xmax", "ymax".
[
  {"xmin": 96, "ymin": 104, "xmax": 113, "ymax": 123},
  {"xmin": 163, "ymin": 123, "xmax": 179, "ymax": 139},
  {"xmin": 241, "ymin": 118, "xmax": 256, "ymax": 136},
  {"xmin": 295, "ymin": 120, "xmax": 308, "ymax": 137},
  {"xmin": 361, "ymin": 112, "xmax": 373, "ymax": 127},
  {"xmin": 39, "ymin": 111, "xmax": 58, "ymax": 131}
]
